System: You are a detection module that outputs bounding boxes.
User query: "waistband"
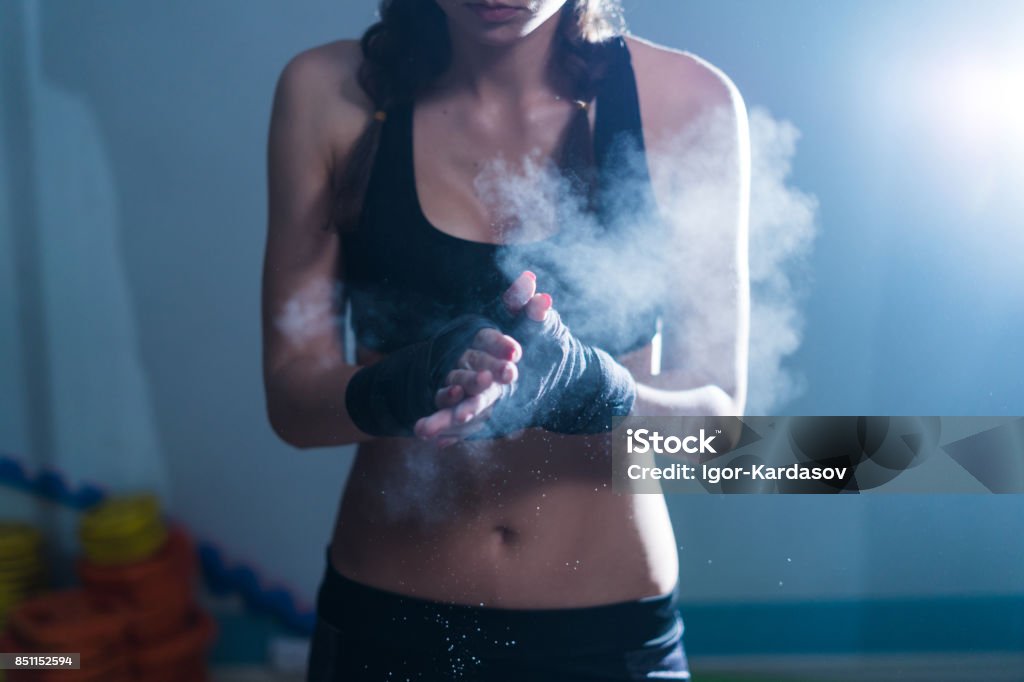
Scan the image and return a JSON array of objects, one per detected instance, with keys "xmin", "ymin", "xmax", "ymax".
[{"xmin": 315, "ymin": 547, "xmax": 681, "ymax": 660}]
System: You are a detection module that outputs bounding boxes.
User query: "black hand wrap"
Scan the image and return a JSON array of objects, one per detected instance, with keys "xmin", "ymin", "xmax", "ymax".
[
  {"xmin": 476, "ymin": 302, "xmax": 637, "ymax": 437},
  {"xmin": 344, "ymin": 315, "xmax": 498, "ymax": 437}
]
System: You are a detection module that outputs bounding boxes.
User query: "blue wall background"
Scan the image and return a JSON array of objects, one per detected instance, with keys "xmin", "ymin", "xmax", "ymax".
[{"xmin": 2, "ymin": 0, "xmax": 1022, "ymax": 656}]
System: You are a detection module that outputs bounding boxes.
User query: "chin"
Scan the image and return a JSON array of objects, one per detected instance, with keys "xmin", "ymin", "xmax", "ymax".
[
  {"xmin": 447, "ymin": 17, "xmax": 536, "ymax": 47},
  {"xmin": 465, "ymin": 25, "xmax": 535, "ymax": 47},
  {"xmin": 441, "ymin": 1, "xmax": 565, "ymax": 47}
]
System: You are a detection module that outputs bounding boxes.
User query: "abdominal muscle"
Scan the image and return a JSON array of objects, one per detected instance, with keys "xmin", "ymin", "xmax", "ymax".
[{"xmin": 328, "ymin": 342, "xmax": 679, "ymax": 609}]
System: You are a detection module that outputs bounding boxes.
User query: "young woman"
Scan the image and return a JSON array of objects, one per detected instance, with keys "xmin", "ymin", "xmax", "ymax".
[{"xmin": 262, "ymin": 1, "xmax": 749, "ymax": 679}]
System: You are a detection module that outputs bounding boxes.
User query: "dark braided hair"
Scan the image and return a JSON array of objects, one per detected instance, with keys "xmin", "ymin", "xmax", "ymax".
[{"xmin": 331, "ymin": 0, "xmax": 626, "ymax": 232}]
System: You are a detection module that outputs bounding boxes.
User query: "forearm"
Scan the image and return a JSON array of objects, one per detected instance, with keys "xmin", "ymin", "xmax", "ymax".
[
  {"xmin": 631, "ymin": 372, "xmax": 743, "ymax": 418},
  {"xmin": 269, "ymin": 312, "xmax": 502, "ymax": 446},
  {"xmin": 265, "ymin": 357, "xmax": 373, "ymax": 449}
]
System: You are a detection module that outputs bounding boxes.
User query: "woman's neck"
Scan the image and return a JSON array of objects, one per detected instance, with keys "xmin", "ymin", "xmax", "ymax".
[{"xmin": 441, "ymin": 13, "xmax": 565, "ymax": 105}]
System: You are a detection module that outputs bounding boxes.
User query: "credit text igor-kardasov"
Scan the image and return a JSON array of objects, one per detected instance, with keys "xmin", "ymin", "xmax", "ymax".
[{"xmin": 624, "ymin": 428, "xmax": 849, "ymax": 484}]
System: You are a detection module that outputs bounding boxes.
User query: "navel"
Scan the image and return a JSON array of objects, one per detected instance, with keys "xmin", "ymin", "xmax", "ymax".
[{"xmin": 493, "ymin": 524, "xmax": 520, "ymax": 546}]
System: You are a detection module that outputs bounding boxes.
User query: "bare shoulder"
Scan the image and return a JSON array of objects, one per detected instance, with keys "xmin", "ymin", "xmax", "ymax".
[
  {"xmin": 623, "ymin": 35, "xmax": 746, "ymax": 145},
  {"xmin": 271, "ymin": 39, "xmax": 373, "ymax": 162}
]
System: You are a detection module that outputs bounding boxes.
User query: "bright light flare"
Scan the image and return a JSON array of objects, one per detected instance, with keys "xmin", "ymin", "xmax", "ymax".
[
  {"xmin": 903, "ymin": 48, "xmax": 1024, "ymax": 216},
  {"xmin": 937, "ymin": 57, "xmax": 1024, "ymax": 154}
]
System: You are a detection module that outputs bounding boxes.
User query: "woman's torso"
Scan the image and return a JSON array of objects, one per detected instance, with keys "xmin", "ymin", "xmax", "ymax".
[
  {"xmin": 331, "ymin": 344, "xmax": 678, "ymax": 608},
  {"xmin": 329, "ymin": 36, "xmax": 679, "ymax": 608}
]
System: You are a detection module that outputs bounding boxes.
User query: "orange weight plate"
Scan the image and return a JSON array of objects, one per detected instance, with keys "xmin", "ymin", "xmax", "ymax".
[{"xmin": 8, "ymin": 591, "xmax": 129, "ymax": 651}]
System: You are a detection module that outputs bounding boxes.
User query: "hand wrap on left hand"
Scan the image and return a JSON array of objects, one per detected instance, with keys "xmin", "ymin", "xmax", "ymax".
[{"xmin": 473, "ymin": 301, "xmax": 637, "ymax": 437}]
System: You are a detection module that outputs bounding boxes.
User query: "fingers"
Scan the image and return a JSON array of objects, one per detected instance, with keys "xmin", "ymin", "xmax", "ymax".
[
  {"xmin": 472, "ymin": 328, "xmax": 522, "ymax": 363},
  {"xmin": 414, "ymin": 408, "xmax": 460, "ymax": 440},
  {"xmin": 434, "ymin": 383, "xmax": 464, "ymax": 409},
  {"xmin": 501, "ymin": 271, "xmax": 537, "ymax": 314},
  {"xmin": 435, "ymin": 409, "xmax": 492, "ymax": 448},
  {"xmin": 437, "ymin": 405, "xmax": 494, "ymax": 448},
  {"xmin": 491, "ymin": 271, "xmax": 555, "ymax": 339},
  {"xmin": 452, "ymin": 384, "xmax": 501, "ymax": 424},
  {"xmin": 415, "ymin": 383, "xmax": 503, "ymax": 440},
  {"xmin": 523, "ymin": 292, "xmax": 553, "ymax": 322},
  {"xmin": 420, "ymin": 272, "xmax": 551, "ymax": 442},
  {"xmin": 445, "ymin": 369, "xmax": 496, "ymax": 398},
  {"xmin": 455, "ymin": 349, "xmax": 518, "ymax": 383}
]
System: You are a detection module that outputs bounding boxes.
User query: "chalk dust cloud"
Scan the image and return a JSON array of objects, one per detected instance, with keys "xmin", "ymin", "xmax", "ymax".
[
  {"xmin": 274, "ymin": 107, "xmax": 818, "ymax": 419},
  {"xmin": 475, "ymin": 105, "xmax": 818, "ymax": 414}
]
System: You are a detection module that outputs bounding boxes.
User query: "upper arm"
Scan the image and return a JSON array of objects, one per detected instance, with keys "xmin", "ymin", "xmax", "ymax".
[
  {"xmin": 262, "ymin": 42, "xmax": 368, "ymax": 385},
  {"xmin": 629, "ymin": 38, "xmax": 751, "ymax": 412}
]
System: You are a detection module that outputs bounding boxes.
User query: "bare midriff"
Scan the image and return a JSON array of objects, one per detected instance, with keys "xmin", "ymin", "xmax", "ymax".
[{"xmin": 329, "ymin": 341, "xmax": 679, "ymax": 609}]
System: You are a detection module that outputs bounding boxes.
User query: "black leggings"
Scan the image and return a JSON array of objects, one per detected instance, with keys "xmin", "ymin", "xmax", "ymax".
[{"xmin": 307, "ymin": 548, "xmax": 690, "ymax": 681}]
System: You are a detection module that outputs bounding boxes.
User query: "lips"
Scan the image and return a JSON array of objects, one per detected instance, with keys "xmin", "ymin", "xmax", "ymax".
[{"xmin": 465, "ymin": 2, "xmax": 525, "ymax": 23}]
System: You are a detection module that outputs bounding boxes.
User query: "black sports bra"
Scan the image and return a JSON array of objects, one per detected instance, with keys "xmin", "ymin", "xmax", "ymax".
[{"xmin": 342, "ymin": 37, "xmax": 664, "ymax": 357}]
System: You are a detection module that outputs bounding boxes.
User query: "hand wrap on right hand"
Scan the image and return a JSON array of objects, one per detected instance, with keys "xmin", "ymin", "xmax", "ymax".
[{"xmin": 344, "ymin": 315, "xmax": 498, "ymax": 437}]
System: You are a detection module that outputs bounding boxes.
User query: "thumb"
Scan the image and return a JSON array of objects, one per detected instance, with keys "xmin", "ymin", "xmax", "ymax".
[{"xmin": 501, "ymin": 271, "xmax": 537, "ymax": 314}]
